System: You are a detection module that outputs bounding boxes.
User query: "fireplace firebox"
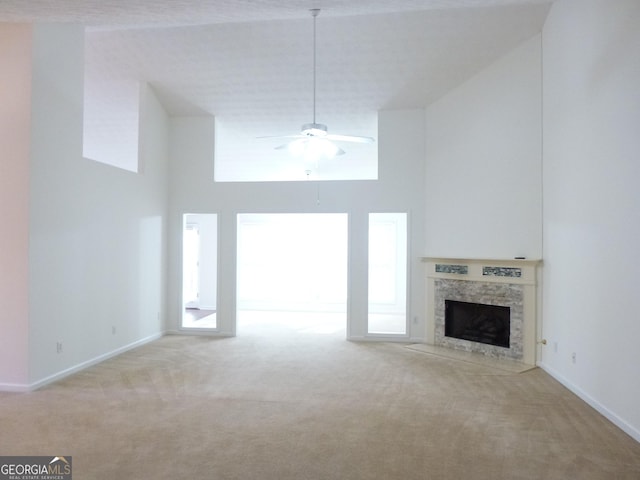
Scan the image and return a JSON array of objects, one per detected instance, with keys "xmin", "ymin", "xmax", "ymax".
[{"xmin": 445, "ymin": 300, "xmax": 510, "ymax": 348}]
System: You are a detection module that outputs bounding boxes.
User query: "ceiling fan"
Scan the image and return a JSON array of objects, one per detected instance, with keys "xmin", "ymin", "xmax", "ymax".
[{"xmin": 258, "ymin": 9, "xmax": 375, "ymax": 160}]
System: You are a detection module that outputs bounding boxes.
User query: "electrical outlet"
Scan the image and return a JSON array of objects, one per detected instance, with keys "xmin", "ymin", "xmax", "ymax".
[
  {"xmin": 413, "ymin": 316, "xmax": 418, "ymax": 325},
  {"xmin": 572, "ymin": 352, "xmax": 576, "ymax": 364},
  {"xmin": 56, "ymin": 342, "xmax": 63, "ymax": 354}
]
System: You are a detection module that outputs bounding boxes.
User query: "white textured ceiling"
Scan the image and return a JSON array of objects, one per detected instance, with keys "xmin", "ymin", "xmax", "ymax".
[
  {"xmin": 0, "ymin": 1, "xmax": 552, "ymax": 28},
  {"xmin": 1, "ymin": 0, "xmax": 553, "ymax": 179}
]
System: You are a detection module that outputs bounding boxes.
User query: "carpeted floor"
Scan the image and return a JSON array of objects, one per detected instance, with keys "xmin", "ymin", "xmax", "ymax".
[{"xmin": 1, "ymin": 320, "xmax": 639, "ymax": 479}]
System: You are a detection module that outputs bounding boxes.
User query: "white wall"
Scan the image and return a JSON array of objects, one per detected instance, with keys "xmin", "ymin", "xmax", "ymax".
[
  {"xmin": 425, "ymin": 34, "xmax": 543, "ymax": 260},
  {"xmin": 540, "ymin": 0, "xmax": 640, "ymax": 441},
  {"xmin": 0, "ymin": 25, "xmax": 32, "ymax": 388},
  {"xmin": 26, "ymin": 25, "xmax": 169, "ymax": 388},
  {"xmin": 168, "ymin": 109, "xmax": 426, "ymax": 340}
]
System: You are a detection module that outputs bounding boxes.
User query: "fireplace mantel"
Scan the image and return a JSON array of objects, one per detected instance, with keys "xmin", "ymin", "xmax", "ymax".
[{"xmin": 422, "ymin": 257, "xmax": 542, "ymax": 366}]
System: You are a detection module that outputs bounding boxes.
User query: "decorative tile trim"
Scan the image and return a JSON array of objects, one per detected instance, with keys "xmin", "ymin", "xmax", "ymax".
[
  {"xmin": 482, "ymin": 266, "xmax": 522, "ymax": 278},
  {"xmin": 435, "ymin": 264, "xmax": 468, "ymax": 275}
]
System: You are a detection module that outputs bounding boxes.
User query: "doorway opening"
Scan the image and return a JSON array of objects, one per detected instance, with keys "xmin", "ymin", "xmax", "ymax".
[
  {"xmin": 181, "ymin": 213, "xmax": 218, "ymax": 330},
  {"xmin": 236, "ymin": 213, "xmax": 348, "ymax": 335}
]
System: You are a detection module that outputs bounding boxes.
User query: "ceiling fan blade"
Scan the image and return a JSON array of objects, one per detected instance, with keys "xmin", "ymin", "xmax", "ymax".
[
  {"xmin": 256, "ymin": 134, "xmax": 305, "ymax": 140},
  {"xmin": 326, "ymin": 134, "xmax": 375, "ymax": 144}
]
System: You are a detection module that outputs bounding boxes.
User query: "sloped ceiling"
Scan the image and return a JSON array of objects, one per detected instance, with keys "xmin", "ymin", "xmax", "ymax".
[{"xmin": 1, "ymin": 0, "xmax": 552, "ymax": 178}]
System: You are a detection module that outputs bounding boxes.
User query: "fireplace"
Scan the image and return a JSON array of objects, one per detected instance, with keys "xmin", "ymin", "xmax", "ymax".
[
  {"xmin": 423, "ymin": 257, "xmax": 541, "ymax": 365},
  {"xmin": 445, "ymin": 300, "xmax": 510, "ymax": 348}
]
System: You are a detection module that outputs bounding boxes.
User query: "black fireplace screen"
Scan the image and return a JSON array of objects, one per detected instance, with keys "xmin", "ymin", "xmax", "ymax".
[{"xmin": 445, "ymin": 300, "xmax": 510, "ymax": 348}]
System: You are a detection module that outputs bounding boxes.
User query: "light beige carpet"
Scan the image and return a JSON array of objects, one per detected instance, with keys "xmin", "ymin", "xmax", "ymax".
[{"xmin": 1, "ymin": 321, "xmax": 639, "ymax": 479}]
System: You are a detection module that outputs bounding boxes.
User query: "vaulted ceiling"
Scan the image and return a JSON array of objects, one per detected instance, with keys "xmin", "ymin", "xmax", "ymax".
[{"xmin": 1, "ymin": 0, "xmax": 552, "ymax": 178}]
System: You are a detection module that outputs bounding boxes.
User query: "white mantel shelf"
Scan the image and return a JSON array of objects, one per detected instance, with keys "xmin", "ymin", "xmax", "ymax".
[{"xmin": 422, "ymin": 257, "xmax": 542, "ymax": 265}]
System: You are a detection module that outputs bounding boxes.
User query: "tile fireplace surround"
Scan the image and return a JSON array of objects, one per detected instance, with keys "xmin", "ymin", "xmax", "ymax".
[{"xmin": 423, "ymin": 257, "xmax": 542, "ymax": 366}]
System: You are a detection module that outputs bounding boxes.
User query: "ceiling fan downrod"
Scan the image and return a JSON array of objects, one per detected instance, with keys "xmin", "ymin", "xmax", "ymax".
[{"xmin": 310, "ymin": 8, "xmax": 320, "ymax": 126}]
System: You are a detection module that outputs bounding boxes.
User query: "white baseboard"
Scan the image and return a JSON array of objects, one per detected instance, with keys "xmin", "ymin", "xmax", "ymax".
[
  {"xmin": 0, "ymin": 332, "xmax": 165, "ymax": 393},
  {"xmin": 538, "ymin": 361, "xmax": 640, "ymax": 443},
  {"xmin": 0, "ymin": 382, "xmax": 31, "ymax": 393}
]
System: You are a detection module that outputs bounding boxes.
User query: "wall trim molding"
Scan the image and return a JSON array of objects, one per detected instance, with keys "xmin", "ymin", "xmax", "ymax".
[
  {"xmin": 0, "ymin": 382, "xmax": 31, "ymax": 393},
  {"xmin": 538, "ymin": 361, "xmax": 640, "ymax": 444},
  {"xmin": 0, "ymin": 332, "xmax": 164, "ymax": 393}
]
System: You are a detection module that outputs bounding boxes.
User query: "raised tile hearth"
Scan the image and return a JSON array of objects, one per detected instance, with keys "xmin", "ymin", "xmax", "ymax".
[{"xmin": 423, "ymin": 257, "xmax": 542, "ymax": 366}]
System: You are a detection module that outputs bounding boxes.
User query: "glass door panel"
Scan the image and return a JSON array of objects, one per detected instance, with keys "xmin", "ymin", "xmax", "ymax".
[
  {"xmin": 182, "ymin": 213, "xmax": 218, "ymax": 330},
  {"xmin": 368, "ymin": 213, "xmax": 407, "ymax": 334}
]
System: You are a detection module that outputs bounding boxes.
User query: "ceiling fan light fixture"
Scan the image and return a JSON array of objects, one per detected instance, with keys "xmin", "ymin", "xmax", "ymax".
[
  {"xmin": 314, "ymin": 138, "xmax": 342, "ymax": 158},
  {"xmin": 288, "ymin": 138, "xmax": 307, "ymax": 156},
  {"xmin": 301, "ymin": 123, "xmax": 328, "ymax": 137},
  {"xmin": 289, "ymin": 137, "xmax": 344, "ymax": 161}
]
